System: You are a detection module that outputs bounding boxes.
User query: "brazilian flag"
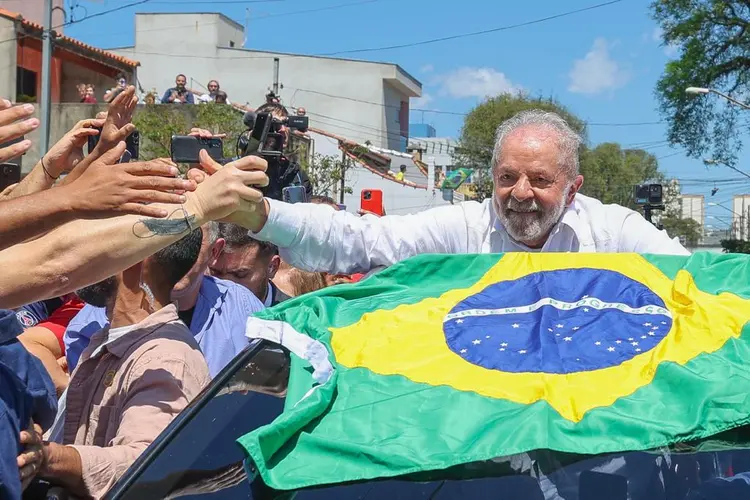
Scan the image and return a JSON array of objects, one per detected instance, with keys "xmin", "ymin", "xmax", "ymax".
[
  {"xmin": 440, "ymin": 167, "xmax": 473, "ymax": 190},
  {"xmin": 238, "ymin": 252, "xmax": 750, "ymax": 491}
]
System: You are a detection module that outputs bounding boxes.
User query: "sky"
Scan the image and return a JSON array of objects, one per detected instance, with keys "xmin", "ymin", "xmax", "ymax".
[{"xmin": 62, "ymin": 0, "xmax": 750, "ymax": 231}]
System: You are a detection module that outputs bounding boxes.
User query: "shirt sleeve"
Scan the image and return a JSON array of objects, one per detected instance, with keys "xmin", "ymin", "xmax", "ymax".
[
  {"xmin": 186, "ymin": 92, "xmax": 195, "ymax": 104},
  {"xmin": 70, "ymin": 344, "xmax": 209, "ymax": 499},
  {"xmin": 253, "ymin": 199, "xmax": 470, "ymax": 274},
  {"xmin": 618, "ymin": 212, "xmax": 691, "ymax": 255},
  {"xmin": 160, "ymin": 89, "xmax": 172, "ymax": 104}
]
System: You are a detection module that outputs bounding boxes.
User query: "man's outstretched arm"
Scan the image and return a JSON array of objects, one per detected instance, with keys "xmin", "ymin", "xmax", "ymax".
[{"xmin": 0, "ymin": 154, "xmax": 269, "ymax": 309}]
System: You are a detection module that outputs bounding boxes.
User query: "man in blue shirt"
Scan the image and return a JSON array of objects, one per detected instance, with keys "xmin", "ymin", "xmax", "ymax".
[
  {"xmin": 0, "ymin": 309, "xmax": 57, "ymax": 499},
  {"xmin": 64, "ymin": 223, "xmax": 264, "ymax": 377},
  {"xmin": 160, "ymin": 74, "xmax": 195, "ymax": 104}
]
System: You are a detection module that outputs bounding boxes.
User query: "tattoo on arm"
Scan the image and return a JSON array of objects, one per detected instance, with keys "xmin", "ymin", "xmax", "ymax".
[{"xmin": 132, "ymin": 209, "xmax": 198, "ymax": 238}]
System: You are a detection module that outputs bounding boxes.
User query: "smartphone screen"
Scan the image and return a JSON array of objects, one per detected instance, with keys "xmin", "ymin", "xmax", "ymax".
[{"xmin": 0, "ymin": 163, "xmax": 21, "ymax": 191}]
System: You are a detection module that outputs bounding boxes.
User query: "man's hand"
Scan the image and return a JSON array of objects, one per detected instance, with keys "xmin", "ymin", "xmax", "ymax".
[
  {"xmin": 94, "ymin": 85, "xmax": 137, "ymax": 152},
  {"xmin": 43, "ymin": 118, "xmax": 105, "ymax": 178},
  {"xmin": 185, "ymin": 149, "xmax": 268, "ymax": 224},
  {"xmin": 1, "ymin": 182, "xmax": 17, "ymax": 198},
  {"xmin": 0, "ymin": 99, "xmax": 38, "ymax": 163},
  {"xmin": 18, "ymin": 420, "xmax": 44, "ymax": 490},
  {"xmin": 65, "ymin": 141, "xmax": 196, "ymax": 218}
]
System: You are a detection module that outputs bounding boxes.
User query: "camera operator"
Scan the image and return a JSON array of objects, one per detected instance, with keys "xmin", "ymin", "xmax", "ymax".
[
  {"xmin": 253, "ymin": 102, "xmax": 312, "ymax": 200},
  {"xmin": 161, "ymin": 74, "xmax": 195, "ymax": 105}
]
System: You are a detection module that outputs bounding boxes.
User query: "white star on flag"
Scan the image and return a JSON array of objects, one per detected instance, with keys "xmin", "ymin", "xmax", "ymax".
[
  {"xmin": 636, "ymin": 348, "xmax": 642, "ymax": 352},
  {"xmin": 643, "ymin": 323, "xmax": 651, "ymax": 326},
  {"xmin": 556, "ymin": 324, "xmax": 564, "ymax": 328},
  {"xmin": 641, "ymin": 335, "xmax": 647, "ymax": 339},
  {"xmin": 485, "ymin": 335, "xmax": 490, "ymax": 339},
  {"xmin": 628, "ymin": 337, "xmax": 634, "ymax": 341},
  {"xmin": 501, "ymin": 342, "xmax": 508, "ymax": 347},
  {"xmin": 607, "ymin": 347, "xmax": 615, "ymax": 352},
  {"xmin": 472, "ymin": 339, "xmax": 481, "ymax": 345},
  {"xmin": 572, "ymin": 326, "xmax": 580, "ymax": 331},
  {"xmin": 583, "ymin": 295, "xmax": 589, "ymax": 299},
  {"xmin": 652, "ymin": 326, "xmax": 659, "ymax": 330},
  {"xmin": 460, "ymin": 349, "xmax": 467, "ymax": 354},
  {"xmin": 583, "ymin": 308, "xmax": 590, "ymax": 312},
  {"xmin": 499, "ymin": 348, "xmax": 505, "ymax": 352},
  {"xmin": 648, "ymin": 332, "xmax": 655, "ymax": 336},
  {"xmin": 548, "ymin": 328, "xmax": 553, "ymax": 332},
  {"xmin": 661, "ymin": 321, "xmax": 667, "ymax": 325},
  {"xmin": 564, "ymin": 337, "xmax": 572, "ymax": 342},
  {"xmin": 594, "ymin": 341, "xmax": 601, "ymax": 346},
  {"xmin": 631, "ymin": 341, "xmax": 639, "ymax": 346},
  {"xmin": 616, "ymin": 340, "xmax": 622, "ymax": 344},
  {"xmin": 456, "ymin": 319, "xmax": 464, "ymax": 324},
  {"xmin": 512, "ymin": 323, "xmax": 520, "ymax": 328},
  {"xmin": 519, "ymin": 349, "xmax": 527, "ymax": 354}
]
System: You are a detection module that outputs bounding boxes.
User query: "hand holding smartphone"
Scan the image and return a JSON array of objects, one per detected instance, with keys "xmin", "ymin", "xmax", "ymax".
[{"xmin": 170, "ymin": 135, "xmax": 224, "ymax": 164}]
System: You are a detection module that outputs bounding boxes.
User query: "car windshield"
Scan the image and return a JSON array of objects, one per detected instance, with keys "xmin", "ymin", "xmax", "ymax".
[{"xmin": 106, "ymin": 340, "xmax": 750, "ymax": 500}]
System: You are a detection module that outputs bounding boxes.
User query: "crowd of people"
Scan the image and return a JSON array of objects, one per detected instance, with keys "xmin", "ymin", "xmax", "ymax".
[
  {"xmin": 1, "ymin": 78, "xmax": 700, "ymax": 499},
  {"xmin": 76, "ymin": 74, "xmax": 231, "ymax": 107}
]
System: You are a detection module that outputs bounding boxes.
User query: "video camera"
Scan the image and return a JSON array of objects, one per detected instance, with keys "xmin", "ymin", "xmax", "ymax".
[
  {"xmin": 236, "ymin": 111, "xmax": 309, "ymax": 201},
  {"xmin": 633, "ymin": 183, "xmax": 665, "ymax": 224}
]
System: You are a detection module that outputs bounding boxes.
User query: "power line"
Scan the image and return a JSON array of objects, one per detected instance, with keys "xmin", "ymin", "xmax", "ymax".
[
  {"xmin": 150, "ymin": 0, "xmax": 284, "ymax": 3},
  {"xmin": 61, "ymin": 0, "xmax": 153, "ymax": 29},
  {"xmin": 320, "ymin": 0, "xmax": 624, "ymax": 56}
]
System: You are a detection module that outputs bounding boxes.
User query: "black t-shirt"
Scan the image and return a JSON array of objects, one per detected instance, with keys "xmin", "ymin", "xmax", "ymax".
[{"xmin": 178, "ymin": 307, "xmax": 195, "ymax": 329}]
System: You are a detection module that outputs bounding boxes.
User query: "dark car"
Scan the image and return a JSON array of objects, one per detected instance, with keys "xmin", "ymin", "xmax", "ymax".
[{"xmin": 29, "ymin": 340, "xmax": 750, "ymax": 500}]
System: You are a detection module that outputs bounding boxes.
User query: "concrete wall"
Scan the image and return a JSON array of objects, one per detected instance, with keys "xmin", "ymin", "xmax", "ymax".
[
  {"xmin": 0, "ymin": 0, "xmax": 65, "ymax": 29},
  {"xmin": 108, "ymin": 13, "xmax": 420, "ymax": 150},
  {"xmin": 0, "ymin": 17, "xmax": 16, "ymax": 99}
]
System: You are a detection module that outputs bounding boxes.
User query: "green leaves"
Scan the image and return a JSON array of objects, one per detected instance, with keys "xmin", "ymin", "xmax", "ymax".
[{"xmin": 652, "ymin": 0, "xmax": 750, "ymax": 163}]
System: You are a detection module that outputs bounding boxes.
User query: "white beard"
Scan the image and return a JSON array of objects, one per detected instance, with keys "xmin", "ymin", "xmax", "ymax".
[{"xmin": 494, "ymin": 191, "xmax": 569, "ymax": 246}]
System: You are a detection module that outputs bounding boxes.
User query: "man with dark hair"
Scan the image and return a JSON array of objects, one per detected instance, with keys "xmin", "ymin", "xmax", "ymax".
[
  {"xmin": 37, "ymin": 230, "xmax": 210, "ymax": 498},
  {"xmin": 210, "ymin": 223, "xmax": 290, "ymax": 306},
  {"xmin": 309, "ymin": 194, "xmax": 337, "ymax": 208},
  {"xmin": 63, "ymin": 223, "xmax": 264, "ymax": 378},
  {"xmin": 161, "ymin": 74, "xmax": 195, "ymax": 104}
]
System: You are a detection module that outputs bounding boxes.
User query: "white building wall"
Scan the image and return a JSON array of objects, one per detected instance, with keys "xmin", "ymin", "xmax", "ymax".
[
  {"xmin": 680, "ymin": 195, "xmax": 705, "ymax": 227},
  {"xmin": 342, "ymin": 166, "xmax": 452, "ymax": 215},
  {"xmin": 0, "ymin": 17, "xmax": 16, "ymax": 99},
  {"xmin": 109, "ymin": 13, "xmax": 420, "ymax": 150},
  {"xmin": 732, "ymin": 195, "xmax": 750, "ymax": 240}
]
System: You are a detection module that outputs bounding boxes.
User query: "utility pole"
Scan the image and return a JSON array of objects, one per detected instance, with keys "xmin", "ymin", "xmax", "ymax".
[
  {"xmin": 40, "ymin": 0, "xmax": 54, "ymax": 153},
  {"xmin": 243, "ymin": 9, "xmax": 250, "ymax": 47},
  {"xmin": 272, "ymin": 57, "xmax": 280, "ymax": 96},
  {"xmin": 339, "ymin": 150, "xmax": 347, "ymax": 204}
]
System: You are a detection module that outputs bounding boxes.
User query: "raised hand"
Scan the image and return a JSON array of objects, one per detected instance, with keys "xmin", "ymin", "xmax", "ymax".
[
  {"xmin": 185, "ymin": 149, "xmax": 268, "ymax": 224},
  {"xmin": 43, "ymin": 117, "xmax": 105, "ymax": 178},
  {"xmin": 95, "ymin": 85, "xmax": 138, "ymax": 152},
  {"xmin": 65, "ymin": 142, "xmax": 196, "ymax": 218},
  {"xmin": 0, "ymin": 99, "xmax": 38, "ymax": 163}
]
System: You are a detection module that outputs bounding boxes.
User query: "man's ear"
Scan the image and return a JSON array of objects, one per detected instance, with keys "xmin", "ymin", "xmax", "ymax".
[
  {"xmin": 268, "ymin": 255, "xmax": 281, "ymax": 280},
  {"xmin": 210, "ymin": 238, "xmax": 226, "ymax": 265},
  {"xmin": 567, "ymin": 175, "xmax": 584, "ymax": 206}
]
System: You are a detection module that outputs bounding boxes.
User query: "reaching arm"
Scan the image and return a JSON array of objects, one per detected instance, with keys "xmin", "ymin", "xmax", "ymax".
[
  {"xmin": 0, "ymin": 143, "xmax": 193, "ymax": 251},
  {"xmin": 0, "ymin": 153, "xmax": 269, "ymax": 309},
  {"xmin": 245, "ymin": 198, "xmax": 469, "ymax": 274}
]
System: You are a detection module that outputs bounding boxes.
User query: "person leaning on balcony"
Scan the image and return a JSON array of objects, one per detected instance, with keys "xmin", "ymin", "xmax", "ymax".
[{"xmin": 162, "ymin": 74, "xmax": 195, "ymax": 104}]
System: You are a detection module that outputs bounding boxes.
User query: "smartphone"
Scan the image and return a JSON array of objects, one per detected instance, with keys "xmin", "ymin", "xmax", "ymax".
[
  {"xmin": 170, "ymin": 136, "xmax": 223, "ymax": 164},
  {"xmin": 282, "ymin": 185, "xmax": 307, "ymax": 204},
  {"xmin": 360, "ymin": 189, "xmax": 384, "ymax": 216},
  {"xmin": 88, "ymin": 129, "xmax": 140, "ymax": 160},
  {"xmin": 0, "ymin": 162, "xmax": 21, "ymax": 191}
]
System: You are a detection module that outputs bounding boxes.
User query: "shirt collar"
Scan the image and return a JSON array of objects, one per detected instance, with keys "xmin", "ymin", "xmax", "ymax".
[
  {"xmin": 263, "ymin": 281, "xmax": 273, "ymax": 308},
  {"xmin": 88, "ymin": 304, "xmax": 180, "ymax": 359}
]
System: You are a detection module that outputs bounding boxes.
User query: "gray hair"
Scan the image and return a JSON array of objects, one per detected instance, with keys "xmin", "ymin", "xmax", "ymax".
[
  {"xmin": 205, "ymin": 222, "xmax": 220, "ymax": 245},
  {"xmin": 491, "ymin": 110, "xmax": 583, "ymax": 179}
]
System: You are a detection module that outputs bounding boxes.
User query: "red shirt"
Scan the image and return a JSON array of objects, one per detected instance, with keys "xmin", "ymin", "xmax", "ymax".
[{"xmin": 36, "ymin": 298, "xmax": 85, "ymax": 353}]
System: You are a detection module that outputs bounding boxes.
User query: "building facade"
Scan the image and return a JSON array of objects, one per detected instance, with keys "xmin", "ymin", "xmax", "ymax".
[
  {"xmin": 109, "ymin": 13, "xmax": 421, "ymax": 151},
  {"xmin": 680, "ymin": 194, "xmax": 705, "ymax": 227},
  {"xmin": 731, "ymin": 194, "xmax": 750, "ymax": 240}
]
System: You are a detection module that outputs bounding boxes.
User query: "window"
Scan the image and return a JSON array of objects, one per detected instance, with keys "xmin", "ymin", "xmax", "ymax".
[
  {"xmin": 229, "ymin": 41, "xmax": 235, "ymax": 48},
  {"xmin": 16, "ymin": 67, "xmax": 37, "ymax": 102}
]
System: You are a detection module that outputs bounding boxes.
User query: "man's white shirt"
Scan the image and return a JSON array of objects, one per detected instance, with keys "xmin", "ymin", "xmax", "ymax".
[{"xmin": 254, "ymin": 193, "xmax": 689, "ymax": 274}]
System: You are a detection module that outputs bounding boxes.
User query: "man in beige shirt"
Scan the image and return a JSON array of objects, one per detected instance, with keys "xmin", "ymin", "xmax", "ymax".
[{"xmin": 37, "ymin": 228, "xmax": 211, "ymax": 498}]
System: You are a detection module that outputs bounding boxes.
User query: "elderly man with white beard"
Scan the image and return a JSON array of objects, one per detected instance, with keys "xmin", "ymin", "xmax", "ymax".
[{"xmin": 229, "ymin": 109, "xmax": 688, "ymax": 274}]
